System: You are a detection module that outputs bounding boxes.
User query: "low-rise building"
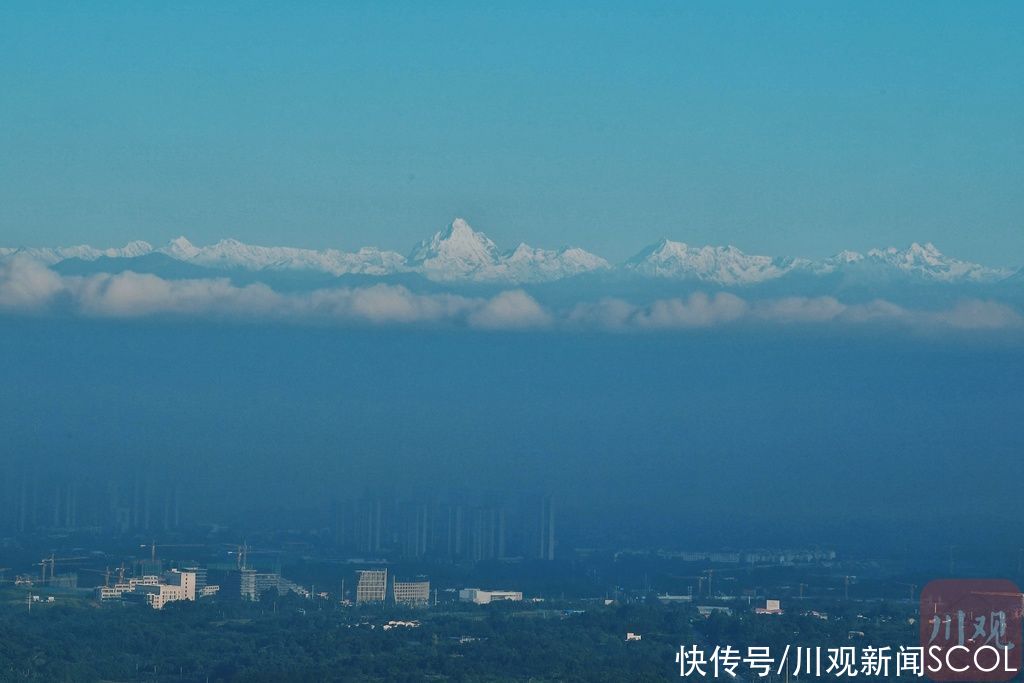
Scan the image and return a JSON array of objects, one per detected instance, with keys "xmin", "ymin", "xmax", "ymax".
[
  {"xmin": 458, "ymin": 588, "xmax": 523, "ymax": 605},
  {"xmin": 697, "ymin": 605, "xmax": 733, "ymax": 617},
  {"xmin": 97, "ymin": 575, "xmax": 161, "ymax": 601},
  {"xmin": 97, "ymin": 570, "xmax": 197, "ymax": 610}
]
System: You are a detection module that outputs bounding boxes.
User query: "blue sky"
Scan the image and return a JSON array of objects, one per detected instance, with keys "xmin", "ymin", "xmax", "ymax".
[{"xmin": 1, "ymin": 2, "xmax": 1021, "ymax": 264}]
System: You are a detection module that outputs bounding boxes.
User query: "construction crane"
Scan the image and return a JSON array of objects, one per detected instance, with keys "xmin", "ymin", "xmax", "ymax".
[
  {"xmin": 895, "ymin": 582, "xmax": 917, "ymax": 602},
  {"xmin": 138, "ymin": 541, "xmax": 205, "ymax": 564},
  {"xmin": 701, "ymin": 567, "xmax": 750, "ymax": 598},
  {"xmin": 668, "ymin": 575, "xmax": 706, "ymax": 596},
  {"xmin": 229, "ymin": 542, "xmax": 251, "ymax": 571},
  {"xmin": 842, "ymin": 575, "xmax": 857, "ymax": 600},
  {"xmin": 704, "ymin": 569, "xmax": 716, "ymax": 597},
  {"xmin": 77, "ymin": 567, "xmax": 113, "ymax": 587},
  {"xmin": 36, "ymin": 554, "xmax": 88, "ymax": 584}
]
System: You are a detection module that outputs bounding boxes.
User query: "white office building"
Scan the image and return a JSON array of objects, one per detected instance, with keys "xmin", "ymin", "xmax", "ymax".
[{"xmin": 458, "ymin": 588, "xmax": 523, "ymax": 605}]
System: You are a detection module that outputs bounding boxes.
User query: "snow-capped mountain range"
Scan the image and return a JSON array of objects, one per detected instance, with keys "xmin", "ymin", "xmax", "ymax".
[{"xmin": 0, "ymin": 218, "xmax": 1016, "ymax": 285}]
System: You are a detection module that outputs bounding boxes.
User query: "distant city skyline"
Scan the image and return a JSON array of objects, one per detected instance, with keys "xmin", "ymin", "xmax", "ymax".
[{"xmin": 1, "ymin": 3, "xmax": 1022, "ymax": 265}]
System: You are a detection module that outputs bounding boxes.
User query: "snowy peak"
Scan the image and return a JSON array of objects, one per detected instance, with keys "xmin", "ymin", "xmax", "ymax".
[
  {"xmin": 496, "ymin": 243, "xmax": 609, "ymax": 282},
  {"xmin": 2, "ymin": 226, "xmax": 1016, "ymax": 286},
  {"xmin": 848, "ymin": 242, "xmax": 1006, "ymax": 282},
  {"xmin": 625, "ymin": 239, "xmax": 793, "ymax": 285},
  {"xmin": 625, "ymin": 239, "xmax": 1010, "ymax": 285},
  {"xmin": 157, "ymin": 236, "xmax": 406, "ymax": 276},
  {"xmin": 0, "ymin": 241, "xmax": 154, "ymax": 264},
  {"xmin": 161, "ymin": 236, "xmax": 200, "ymax": 260},
  {"xmin": 405, "ymin": 218, "xmax": 608, "ymax": 282},
  {"xmin": 408, "ymin": 218, "xmax": 499, "ymax": 277}
]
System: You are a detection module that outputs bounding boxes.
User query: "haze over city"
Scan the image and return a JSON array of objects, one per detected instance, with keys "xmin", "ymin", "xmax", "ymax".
[{"xmin": 1, "ymin": 3, "xmax": 1022, "ymax": 681}]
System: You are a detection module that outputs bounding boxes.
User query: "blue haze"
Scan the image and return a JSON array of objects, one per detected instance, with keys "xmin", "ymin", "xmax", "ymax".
[{"xmin": 1, "ymin": 2, "xmax": 1022, "ymax": 264}]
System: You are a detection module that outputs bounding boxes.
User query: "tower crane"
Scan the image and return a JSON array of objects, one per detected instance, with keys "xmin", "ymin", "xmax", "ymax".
[
  {"xmin": 895, "ymin": 582, "xmax": 917, "ymax": 601},
  {"xmin": 36, "ymin": 554, "xmax": 88, "ymax": 584},
  {"xmin": 138, "ymin": 541, "xmax": 206, "ymax": 564}
]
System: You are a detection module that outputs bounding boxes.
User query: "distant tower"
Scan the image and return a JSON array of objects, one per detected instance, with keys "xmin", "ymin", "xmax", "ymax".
[
  {"xmin": 18, "ymin": 473, "xmax": 29, "ymax": 533},
  {"xmin": 132, "ymin": 474, "xmax": 142, "ymax": 530},
  {"xmin": 355, "ymin": 499, "xmax": 382, "ymax": 554},
  {"xmin": 65, "ymin": 482, "xmax": 77, "ymax": 530},
  {"xmin": 440, "ymin": 503, "xmax": 465, "ymax": 559},
  {"xmin": 400, "ymin": 502, "xmax": 431, "ymax": 558},
  {"xmin": 52, "ymin": 481, "xmax": 62, "ymax": 528},
  {"xmin": 469, "ymin": 506, "xmax": 506, "ymax": 561},
  {"xmin": 172, "ymin": 483, "xmax": 180, "ymax": 529},
  {"xmin": 537, "ymin": 496, "xmax": 555, "ymax": 561}
]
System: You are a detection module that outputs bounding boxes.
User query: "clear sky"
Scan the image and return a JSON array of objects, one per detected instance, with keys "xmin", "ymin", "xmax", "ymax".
[{"xmin": 1, "ymin": 1, "xmax": 1021, "ymax": 265}]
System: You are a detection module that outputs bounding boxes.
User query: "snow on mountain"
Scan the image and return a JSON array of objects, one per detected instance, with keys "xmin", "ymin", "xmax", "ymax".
[
  {"xmin": 408, "ymin": 218, "xmax": 609, "ymax": 282},
  {"xmin": 155, "ymin": 237, "xmax": 406, "ymax": 276},
  {"xmin": 624, "ymin": 239, "xmax": 800, "ymax": 285},
  {"xmin": 160, "ymin": 236, "xmax": 201, "ymax": 261},
  {"xmin": 2, "ymin": 226, "xmax": 1015, "ymax": 286},
  {"xmin": 497, "ymin": 243, "xmax": 610, "ymax": 282},
  {"xmin": 865, "ymin": 242, "xmax": 1008, "ymax": 282},
  {"xmin": 812, "ymin": 242, "xmax": 1009, "ymax": 282},
  {"xmin": 0, "ymin": 241, "xmax": 154, "ymax": 264},
  {"xmin": 408, "ymin": 218, "xmax": 499, "ymax": 279}
]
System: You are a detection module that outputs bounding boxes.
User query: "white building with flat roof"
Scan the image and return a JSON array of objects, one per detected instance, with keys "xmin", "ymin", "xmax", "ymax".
[
  {"xmin": 113, "ymin": 570, "xmax": 197, "ymax": 610},
  {"xmin": 458, "ymin": 588, "xmax": 523, "ymax": 605}
]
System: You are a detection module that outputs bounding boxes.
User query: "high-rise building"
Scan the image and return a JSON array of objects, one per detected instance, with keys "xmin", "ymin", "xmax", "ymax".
[
  {"xmin": 162, "ymin": 569, "xmax": 197, "ymax": 601},
  {"xmin": 400, "ymin": 502, "xmax": 431, "ymax": 558},
  {"xmin": 355, "ymin": 568, "xmax": 387, "ymax": 604},
  {"xmin": 535, "ymin": 496, "xmax": 555, "ymax": 560},
  {"xmin": 183, "ymin": 566, "xmax": 208, "ymax": 596},
  {"xmin": 240, "ymin": 568, "xmax": 258, "ymax": 601},
  {"xmin": 355, "ymin": 499, "xmax": 383, "ymax": 554},
  {"xmin": 330, "ymin": 499, "xmax": 352, "ymax": 548},
  {"xmin": 469, "ymin": 506, "xmax": 506, "ymax": 561},
  {"xmin": 438, "ymin": 503, "xmax": 465, "ymax": 559}
]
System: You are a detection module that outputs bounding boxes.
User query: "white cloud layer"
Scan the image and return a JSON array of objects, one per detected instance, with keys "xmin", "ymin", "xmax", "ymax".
[{"xmin": 1, "ymin": 256, "xmax": 1021, "ymax": 333}]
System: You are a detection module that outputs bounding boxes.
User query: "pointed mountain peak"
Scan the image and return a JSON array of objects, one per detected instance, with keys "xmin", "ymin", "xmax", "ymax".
[
  {"xmin": 444, "ymin": 217, "xmax": 478, "ymax": 239},
  {"xmin": 507, "ymin": 242, "xmax": 536, "ymax": 260},
  {"xmin": 118, "ymin": 240, "xmax": 154, "ymax": 257},
  {"xmin": 160, "ymin": 236, "xmax": 200, "ymax": 260},
  {"xmin": 409, "ymin": 218, "xmax": 498, "ymax": 272},
  {"xmin": 628, "ymin": 238, "xmax": 686, "ymax": 263}
]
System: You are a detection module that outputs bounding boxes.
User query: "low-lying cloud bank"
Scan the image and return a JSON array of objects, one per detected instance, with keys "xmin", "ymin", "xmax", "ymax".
[{"xmin": 1, "ymin": 256, "xmax": 1021, "ymax": 332}]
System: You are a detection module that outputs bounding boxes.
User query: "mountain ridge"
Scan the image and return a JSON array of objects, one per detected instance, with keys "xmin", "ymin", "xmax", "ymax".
[{"xmin": 2, "ymin": 219, "xmax": 1016, "ymax": 286}]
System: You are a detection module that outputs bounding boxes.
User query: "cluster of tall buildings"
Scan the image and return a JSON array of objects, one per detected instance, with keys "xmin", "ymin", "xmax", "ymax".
[
  {"xmin": 0, "ymin": 471, "xmax": 183, "ymax": 535},
  {"xmin": 330, "ymin": 493, "xmax": 556, "ymax": 562}
]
